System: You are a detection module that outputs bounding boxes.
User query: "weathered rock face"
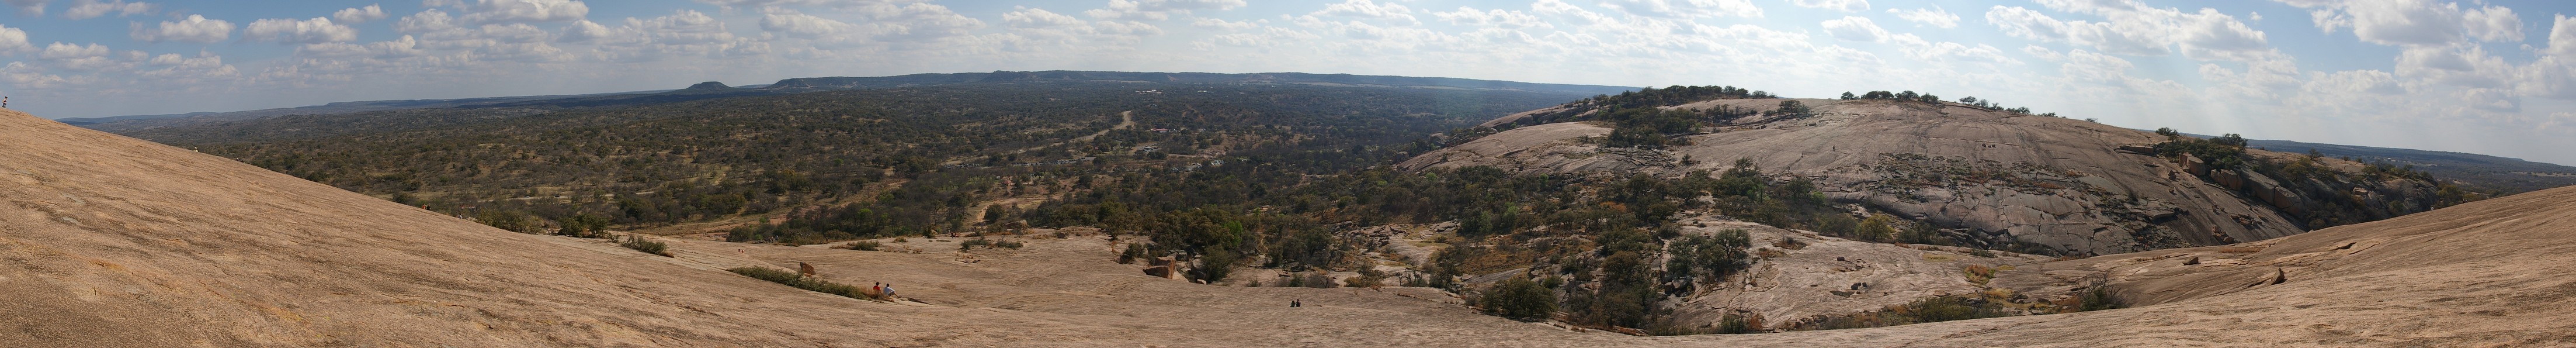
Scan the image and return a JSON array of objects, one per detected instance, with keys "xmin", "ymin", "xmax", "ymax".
[
  {"xmin": 1406, "ymin": 98, "xmax": 2344, "ymax": 255},
  {"xmin": 1660, "ymin": 216, "xmax": 2050, "ymax": 329}
]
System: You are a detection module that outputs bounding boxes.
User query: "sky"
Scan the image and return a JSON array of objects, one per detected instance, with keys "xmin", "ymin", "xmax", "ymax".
[{"xmin": 2, "ymin": 0, "xmax": 2575, "ymax": 165}]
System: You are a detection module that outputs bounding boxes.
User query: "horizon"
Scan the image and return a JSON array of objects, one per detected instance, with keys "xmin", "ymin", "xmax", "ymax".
[{"xmin": 2, "ymin": 0, "xmax": 2574, "ymax": 164}]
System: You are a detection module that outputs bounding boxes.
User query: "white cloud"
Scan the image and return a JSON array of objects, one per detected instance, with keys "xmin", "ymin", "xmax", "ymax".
[
  {"xmin": 37, "ymin": 42, "xmax": 105, "ymax": 60},
  {"xmin": 2282, "ymin": 0, "xmax": 2522, "ymax": 46},
  {"xmin": 396, "ymin": 9, "xmax": 457, "ymax": 35},
  {"xmin": 2396, "ymin": 45, "xmax": 2512, "ymax": 89},
  {"xmin": 37, "ymin": 42, "xmax": 126, "ymax": 72},
  {"xmin": 692, "ymin": 0, "xmax": 897, "ymax": 8},
  {"xmin": 1006, "ymin": 7, "xmax": 1085, "ymax": 29},
  {"xmin": 1191, "ymin": 17, "xmax": 1261, "ymax": 30},
  {"xmin": 555, "ymin": 20, "xmax": 630, "ymax": 43},
  {"xmin": 294, "ymin": 35, "xmax": 424, "ymax": 58},
  {"xmin": 131, "ymin": 14, "xmax": 234, "ymax": 43},
  {"xmin": 762, "ymin": 11, "xmax": 858, "ymax": 39},
  {"xmin": 1820, "ymin": 16, "xmax": 1884, "ymax": 42},
  {"xmin": 1085, "ymin": 0, "xmax": 1245, "ymax": 21},
  {"xmin": 0, "ymin": 25, "xmax": 34, "ymax": 54},
  {"xmin": 61, "ymin": 0, "xmax": 151, "ymax": 20},
  {"xmin": 1789, "ymin": 0, "xmax": 1867, "ymax": 13},
  {"xmin": 5, "ymin": 0, "xmax": 46, "ymax": 16},
  {"xmin": 2304, "ymin": 70, "xmax": 2405, "ymax": 95},
  {"xmin": 1888, "ymin": 6, "xmax": 1957, "ymax": 28},
  {"xmin": 334, "ymin": 5, "xmax": 389, "ymax": 24},
  {"xmin": 1311, "ymin": 0, "xmax": 1417, "ymax": 25},
  {"xmin": 245, "ymin": 17, "xmax": 359, "ymax": 44},
  {"xmin": 2022, "ymin": 44, "xmax": 2063, "ymax": 61},
  {"xmin": 2461, "ymin": 5, "xmax": 2521, "ymax": 42},
  {"xmin": 634, "ymin": 9, "xmax": 733, "ymax": 45},
  {"xmin": 2552, "ymin": 14, "xmax": 2576, "ymax": 57},
  {"xmin": 431, "ymin": 0, "xmax": 590, "ymax": 25},
  {"xmin": 856, "ymin": 2, "xmax": 985, "ymax": 42},
  {"xmin": 1986, "ymin": 3, "xmax": 2273, "ymax": 61},
  {"xmin": 1597, "ymin": 0, "xmax": 1762, "ymax": 19},
  {"xmin": 1433, "ymin": 6, "xmax": 1549, "ymax": 29}
]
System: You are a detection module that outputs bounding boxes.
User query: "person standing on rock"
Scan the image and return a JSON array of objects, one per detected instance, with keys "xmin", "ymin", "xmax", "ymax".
[{"xmin": 1291, "ymin": 299, "xmax": 1301, "ymax": 308}]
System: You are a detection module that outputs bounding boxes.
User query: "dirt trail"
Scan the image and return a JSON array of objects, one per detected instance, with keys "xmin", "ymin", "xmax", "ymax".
[{"xmin": 943, "ymin": 111, "xmax": 1133, "ymax": 167}]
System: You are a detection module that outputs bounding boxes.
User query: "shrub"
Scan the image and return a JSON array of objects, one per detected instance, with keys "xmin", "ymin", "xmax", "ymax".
[
  {"xmin": 556, "ymin": 213, "xmax": 612, "ymax": 238},
  {"xmin": 1117, "ymin": 243, "xmax": 1148, "ymax": 264},
  {"xmin": 1713, "ymin": 313, "xmax": 1766, "ymax": 334},
  {"xmin": 1343, "ymin": 268, "xmax": 1387, "ymax": 288},
  {"xmin": 1963, "ymin": 265, "xmax": 1996, "ymax": 285},
  {"xmin": 1481, "ymin": 275, "xmax": 1557, "ymax": 321},
  {"xmin": 620, "ymin": 235, "xmax": 672, "ymax": 257},
  {"xmin": 726, "ymin": 267, "xmax": 873, "ymax": 300},
  {"xmin": 845, "ymin": 240, "xmax": 882, "ymax": 251},
  {"xmin": 474, "ymin": 210, "xmax": 544, "ymax": 234},
  {"xmin": 1799, "ymin": 296, "xmax": 2008, "ymax": 330}
]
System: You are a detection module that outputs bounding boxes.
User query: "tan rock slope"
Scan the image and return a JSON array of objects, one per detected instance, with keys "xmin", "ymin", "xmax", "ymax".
[
  {"xmin": 1407, "ymin": 98, "xmax": 2440, "ymax": 255},
  {"xmin": 1690, "ymin": 182, "xmax": 2576, "ymax": 347}
]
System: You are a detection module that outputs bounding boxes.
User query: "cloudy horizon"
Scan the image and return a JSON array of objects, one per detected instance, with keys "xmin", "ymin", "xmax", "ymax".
[{"xmin": 2, "ymin": 0, "xmax": 2574, "ymax": 164}]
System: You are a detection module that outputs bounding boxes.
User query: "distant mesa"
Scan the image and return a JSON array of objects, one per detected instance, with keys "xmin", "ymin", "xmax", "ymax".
[{"xmin": 685, "ymin": 81, "xmax": 734, "ymax": 91}]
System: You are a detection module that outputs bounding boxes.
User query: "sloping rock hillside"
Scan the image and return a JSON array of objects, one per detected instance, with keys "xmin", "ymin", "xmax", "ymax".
[{"xmin": 1405, "ymin": 97, "xmax": 2448, "ymax": 255}]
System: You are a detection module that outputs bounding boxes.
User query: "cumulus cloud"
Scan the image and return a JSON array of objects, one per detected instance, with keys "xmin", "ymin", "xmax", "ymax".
[
  {"xmin": 429, "ymin": 0, "xmax": 590, "ymax": 25},
  {"xmin": 1888, "ymin": 6, "xmax": 1957, "ymax": 28},
  {"xmin": 634, "ymin": 9, "xmax": 733, "ymax": 45},
  {"xmin": 334, "ymin": 5, "xmax": 388, "ymax": 23},
  {"xmin": 6, "ymin": 0, "xmax": 46, "ymax": 16},
  {"xmin": 62, "ymin": 0, "xmax": 151, "ymax": 20},
  {"xmin": 1596, "ymin": 0, "xmax": 1762, "ymax": 19},
  {"xmin": 761, "ymin": 10, "xmax": 859, "ymax": 39},
  {"xmin": 0, "ymin": 25, "xmax": 33, "ymax": 54},
  {"xmin": 37, "ymin": 42, "xmax": 126, "ymax": 71},
  {"xmin": 2285, "ymin": 0, "xmax": 2521, "ymax": 46},
  {"xmin": 245, "ymin": 17, "xmax": 359, "ymax": 44},
  {"xmin": 692, "ymin": 0, "xmax": 896, "ymax": 8},
  {"xmin": 1005, "ymin": 7, "xmax": 1085, "ymax": 29},
  {"xmin": 1820, "ymin": 16, "xmax": 1884, "ymax": 42},
  {"xmin": 1985, "ymin": 2, "xmax": 2273, "ymax": 61},
  {"xmin": 296, "ymin": 35, "xmax": 425, "ymax": 58},
  {"xmin": 1311, "ymin": 0, "xmax": 1417, "ymax": 25},
  {"xmin": 396, "ymin": 9, "xmax": 457, "ymax": 35},
  {"xmin": 1433, "ymin": 7, "xmax": 1549, "ymax": 29},
  {"xmin": 131, "ymin": 15, "xmax": 233, "ymax": 43},
  {"xmin": 1789, "ymin": 0, "xmax": 1867, "ymax": 13},
  {"xmin": 1084, "ymin": 0, "xmax": 1245, "ymax": 21}
]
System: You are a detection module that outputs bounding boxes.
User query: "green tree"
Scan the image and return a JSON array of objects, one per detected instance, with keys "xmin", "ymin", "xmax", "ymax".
[{"xmin": 1481, "ymin": 275, "xmax": 1558, "ymax": 320}]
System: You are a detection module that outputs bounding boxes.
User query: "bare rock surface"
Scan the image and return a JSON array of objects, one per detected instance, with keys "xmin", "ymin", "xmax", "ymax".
[
  {"xmin": 1664, "ymin": 216, "xmax": 2051, "ymax": 328},
  {"xmin": 1407, "ymin": 99, "xmax": 2336, "ymax": 255}
]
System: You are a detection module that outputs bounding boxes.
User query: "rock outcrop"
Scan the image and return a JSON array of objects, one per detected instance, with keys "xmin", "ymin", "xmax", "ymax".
[{"xmin": 1405, "ymin": 98, "xmax": 2440, "ymax": 255}]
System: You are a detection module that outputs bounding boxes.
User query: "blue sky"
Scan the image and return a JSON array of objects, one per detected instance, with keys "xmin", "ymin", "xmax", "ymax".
[{"xmin": 3, "ymin": 0, "xmax": 2575, "ymax": 164}]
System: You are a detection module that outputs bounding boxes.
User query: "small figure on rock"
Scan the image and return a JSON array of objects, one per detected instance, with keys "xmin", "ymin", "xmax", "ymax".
[{"xmin": 1291, "ymin": 299, "xmax": 1302, "ymax": 308}]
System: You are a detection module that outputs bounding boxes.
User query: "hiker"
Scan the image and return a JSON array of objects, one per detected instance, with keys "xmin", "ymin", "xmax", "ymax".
[
  {"xmin": 1290, "ymin": 299, "xmax": 1301, "ymax": 308},
  {"xmin": 872, "ymin": 282, "xmax": 883, "ymax": 295},
  {"xmin": 885, "ymin": 284, "xmax": 895, "ymax": 298}
]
